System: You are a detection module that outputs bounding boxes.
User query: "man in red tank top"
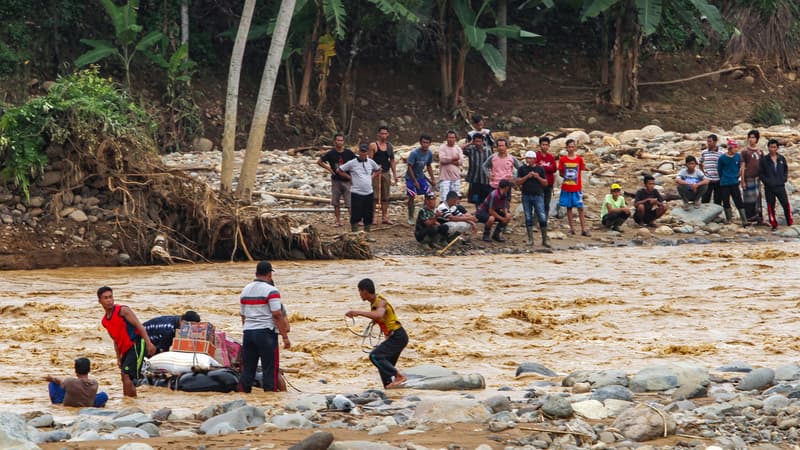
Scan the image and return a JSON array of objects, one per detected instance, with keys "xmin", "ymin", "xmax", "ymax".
[{"xmin": 98, "ymin": 286, "xmax": 155, "ymax": 397}]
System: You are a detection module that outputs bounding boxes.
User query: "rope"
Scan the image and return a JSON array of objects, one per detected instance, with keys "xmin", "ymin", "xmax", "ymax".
[
  {"xmin": 640, "ymin": 402, "xmax": 669, "ymax": 438},
  {"xmin": 344, "ymin": 316, "xmax": 381, "ymax": 353},
  {"xmin": 280, "ymin": 370, "xmax": 302, "ymax": 392}
]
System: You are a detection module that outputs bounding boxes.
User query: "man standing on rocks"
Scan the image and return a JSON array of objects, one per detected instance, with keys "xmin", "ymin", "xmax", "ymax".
[
  {"xmin": 239, "ymin": 261, "xmax": 291, "ymax": 393},
  {"xmin": 759, "ymin": 138, "xmax": 793, "ymax": 231},
  {"xmin": 676, "ymin": 155, "xmax": 710, "ymax": 210},
  {"xmin": 742, "ymin": 129, "xmax": 764, "ymax": 224},
  {"xmin": 557, "ymin": 139, "xmax": 590, "ymax": 236},
  {"xmin": 700, "ymin": 134, "xmax": 722, "ymax": 204},
  {"xmin": 601, "ymin": 183, "xmax": 630, "ymax": 231},
  {"xmin": 368, "ymin": 126, "xmax": 396, "ymax": 225},
  {"xmin": 536, "ymin": 136, "xmax": 557, "ymax": 219},
  {"xmin": 337, "ymin": 144, "xmax": 381, "ymax": 233},
  {"xmin": 717, "ymin": 139, "xmax": 747, "ymax": 226},
  {"xmin": 317, "ymin": 133, "xmax": 356, "ymax": 227},
  {"xmin": 463, "ymin": 134, "xmax": 493, "ymax": 212},
  {"xmin": 438, "ymin": 130, "xmax": 463, "ymax": 200},
  {"xmin": 404, "ymin": 135, "xmax": 436, "ymax": 224},
  {"xmin": 633, "ymin": 175, "xmax": 668, "ymax": 227},
  {"xmin": 346, "ymin": 278, "xmax": 408, "ymax": 389},
  {"xmin": 516, "ymin": 150, "xmax": 549, "ymax": 247},
  {"xmin": 97, "ymin": 286, "xmax": 156, "ymax": 397},
  {"xmin": 483, "ymin": 138, "xmax": 521, "ymax": 191}
]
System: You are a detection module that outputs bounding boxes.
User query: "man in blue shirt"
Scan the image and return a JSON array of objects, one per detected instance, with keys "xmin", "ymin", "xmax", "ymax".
[{"xmin": 405, "ymin": 134, "xmax": 436, "ymax": 224}]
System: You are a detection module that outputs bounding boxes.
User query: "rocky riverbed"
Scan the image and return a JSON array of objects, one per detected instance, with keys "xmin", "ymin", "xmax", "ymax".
[
  {"xmin": 5, "ymin": 360, "xmax": 800, "ymax": 449},
  {"xmin": 164, "ymin": 122, "xmax": 800, "ymax": 257}
]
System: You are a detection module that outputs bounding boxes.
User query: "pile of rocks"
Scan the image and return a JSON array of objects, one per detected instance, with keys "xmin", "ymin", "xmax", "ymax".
[{"xmin": 6, "ymin": 361, "xmax": 800, "ymax": 449}]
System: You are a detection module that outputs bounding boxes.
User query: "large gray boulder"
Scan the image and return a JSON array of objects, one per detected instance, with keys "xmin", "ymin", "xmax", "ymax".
[
  {"xmin": 541, "ymin": 395, "xmax": 573, "ymax": 418},
  {"xmin": 630, "ymin": 363, "xmax": 709, "ymax": 393},
  {"xmin": 775, "ymin": 364, "xmax": 800, "ymax": 381},
  {"xmin": 401, "ymin": 364, "xmax": 485, "ymax": 390},
  {"xmin": 591, "ymin": 385, "xmax": 633, "ymax": 402},
  {"xmin": 0, "ymin": 413, "xmax": 40, "ymax": 450},
  {"xmin": 563, "ymin": 369, "xmax": 629, "ymax": 388},
  {"xmin": 670, "ymin": 203, "xmax": 723, "ymax": 225},
  {"xmin": 613, "ymin": 404, "xmax": 676, "ymax": 442},
  {"xmin": 288, "ymin": 431, "xmax": 335, "ymax": 450},
  {"xmin": 737, "ymin": 367, "xmax": 775, "ymax": 391},
  {"xmin": 199, "ymin": 406, "xmax": 265, "ymax": 434},
  {"xmin": 413, "ymin": 398, "xmax": 492, "ymax": 423},
  {"xmin": 270, "ymin": 413, "xmax": 315, "ymax": 430}
]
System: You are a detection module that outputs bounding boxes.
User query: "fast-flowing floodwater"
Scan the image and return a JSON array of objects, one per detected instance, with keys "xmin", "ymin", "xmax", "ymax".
[{"xmin": 2, "ymin": 242, "xmax": 799, "ymax": 417}]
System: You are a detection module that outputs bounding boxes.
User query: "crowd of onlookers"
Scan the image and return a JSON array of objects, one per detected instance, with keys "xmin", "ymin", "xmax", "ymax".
[{"xmin": 317, "ymin": 116, "xmax": 793, "ymax": 250}]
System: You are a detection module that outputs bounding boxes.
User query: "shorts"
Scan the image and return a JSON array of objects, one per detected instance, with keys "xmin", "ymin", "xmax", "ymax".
[
  {"xmin": 558, "ymin": 190, "xmax": 584, "ymax": 209},
  {"xmin": 120, "ymin": 339, "xmax": 145, "ymax": 380},
  {"xmin": 405, "ymin": 177, "xmax": 432, "ymax": 197},
  {"xmin": 331, "ymin": 180, "xmax": 351, "ymax": 208},
  {"xmin": 372, "ymin": 171, "xmax": 391, "ymax": 202}
]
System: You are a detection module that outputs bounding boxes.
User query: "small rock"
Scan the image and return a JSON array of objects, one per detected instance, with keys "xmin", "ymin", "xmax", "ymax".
[
  {"xmin": 117, "ymin": 444, "xmax": 155, "ymax": 450},
  {"xmin": 592, "ymin": 385, "xmax": 633, "ymax": 402},
  {"xmin": 27, "ymin": 196, "xmax": 45, "ymax": 208},
  {"xmin": 587, "ymin": 117, "xmax": 597, "ymax": 125},
  {"xmin": 482, "ymin": 395, "xmax": 511, "ymax": 413},
  {"xmin": 118, "ymin": 253, "xmax": 131, "ymax": 265},
  {"xmin": 199, "ymin": 406, "xmax": 265, "ymax": 434},
  {"xmin": 413, "ymin": 398, "xmax": 491, "ymax": 423},
  {"xmin": 775, "ymin": 363, "xmax": 800, "ymax": 381},
  {"xmin": 368, "ymin": 425, "xmax": 389, "ymax": 435},
  {"xmin": 743, "ymin": 75, "xmax": 755, "ymax": 85},
  {"xmin": 193, "ymin": 137, "xmax": 214, "ymax": 152},
  {"xmin": 763, "ymin": 394, "xmax": 790, "ymax": 415},
  {"xmin": 68, "ymin": 209, "xmax": 88, "ymax": 222},
  {"xmin": 286, "ymin": 394, "xmax": 327, "ymax": 412},
  {"xmin": 541, "ymin": 395, "xmax": 573, "ymax": 418},
  {"xmin": 613, "ymin": 404, "xmax": 676, "ymax": 441},
  {"xmin": 716, "ymin": 361, "xmax": 753, "ymax": 373},
  {"xmin": 39, "ymin": 171, "xmax": 62, "ymax": 187},
  {"xmin": 288, "ymin": 431, "xmax": 334, "ymax": 450},
  {"xmin": 270, "ymin": 413, "xmax": 315, "ymax": 429},
  {"xmin": 27, "ymin": 413, "xmax": 54, "ymax": 428},
  {"xmin": 571, "ymin": 399, "xmax": 608, "ymax": 420},
  {"xmin": 572, "ymin": 382, "xmax": 591, "ymax": 394},
  {"xmin": 654, "ymin": 225, "xmax": 673, "ymax": 235},
  {"xmin": 516, "ymin": 362, "xmax": 557, "ymax": 377},
  {"xmin": 137, "ymin": 422, "xmax": 160, "ymax": 437}
]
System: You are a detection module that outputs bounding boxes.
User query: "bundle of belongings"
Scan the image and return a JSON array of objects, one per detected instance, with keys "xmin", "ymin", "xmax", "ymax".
[{"xmin": 143, "ymin": 322, "xmax": 245, "ymax": 392}]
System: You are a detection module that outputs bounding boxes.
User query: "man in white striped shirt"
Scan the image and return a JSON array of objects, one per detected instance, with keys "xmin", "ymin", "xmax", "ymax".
[
  {"xmin": 700, "ymin": 134, "xmax": 722, "ymax": 204},
  {"xmin": 239, "ymin": 261, "xmax": 290, "ymax": 392}
]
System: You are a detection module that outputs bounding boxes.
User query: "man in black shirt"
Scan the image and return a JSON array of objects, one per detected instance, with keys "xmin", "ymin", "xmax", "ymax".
[
  {"xmin": 368, "ymin": 126, "xmax": 397, "ymax": 224},
  {"xmin": 633, "ymin": 174, "xmax": 668, "ymax": 227},
  {"xmin": 317, "ymin": 133, "xmax": 356, "ymax": 227},
  {"xmin": 516, "ymin": 151, "xmax": 550, "ymax": 247},
  {"xmin": 143, "ymin": 310, "xmax": 201, "ymax": 354}
]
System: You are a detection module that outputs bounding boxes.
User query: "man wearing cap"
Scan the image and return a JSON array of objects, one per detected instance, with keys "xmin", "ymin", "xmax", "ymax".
[
  {"xmin": 516, "ymin": 150, "xmax": 549, "ymax": 247},
  {"xmin": 143, "ymin": 310, "xmax": 202, "ymax": 354},
  {"xmin": 601, "ymin": 184, "xmax": 630, "ymax": 231},
  {"xmin": 437, "ymin": 191, "xmax": 478, "ymax": 239},
  {"xmin": 239, "ymin": 261, "xmax": 290, "ymax": 393},
  {"xmin": 414, "ymin": 193, "xmax": 449, "ymax": 248},
  {"xmin": 337, "ymin": 144, "xmax": 381, "ymax": 233},
  {"xmin": 476, "ymin": 179, "xmax": 513, "ymax": 242}
]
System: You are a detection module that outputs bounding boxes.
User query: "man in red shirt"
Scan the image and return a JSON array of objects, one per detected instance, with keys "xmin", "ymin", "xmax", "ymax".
[
  {"xmin": 536, "ymin": 136, "xmax": 557, "ymax": 220},
  {"xmin": 557, "ymin": 139, "xmax": 589, "ymax": 236},
  {"xmin": 98, "ymin": 286, "xmax": 155, "ymax": 397}
]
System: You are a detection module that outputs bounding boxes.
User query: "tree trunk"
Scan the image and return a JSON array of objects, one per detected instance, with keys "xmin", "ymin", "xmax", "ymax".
[
  {"xmin": 628, "ymin": 25, "xmax": 642, "ymax": 109},
  {"xmin": 339, "ymin": 33, "xmax": 360, "ymax": 135},
  {"xmin": 236, "ymin": 0, "xmax": 297, "ymax": 201},
  {"xmin": 285, "ymin": 57, "xmax": 296, "ymax": 109},
  {"xmin": 451, "ymin": 37, "xmax": 469, "ymax": 111},
  {"xmin": 600, "ymin": 14, "xmax": 609, "ymax": 87},
  {"xmin": 496, "ymin": 0, "xmax": 507, "ymax": 80},
  {"xmin": 438, "ymin": 0, "xmax": 452, "ymax": 108},
  {"xmin": 609, "ymin": 13, "xmax": 624, "ymax": 112},
  {"xmin": 180, "ymin": 0, "xmax": 189, "ymax": 47},
  {"xmin": 298, "ymin": 15, "xmax": 321, "ymax": 107},
  {"xmin": 220, "ymin": 0, "xmax": 256, "ymax": 194}
]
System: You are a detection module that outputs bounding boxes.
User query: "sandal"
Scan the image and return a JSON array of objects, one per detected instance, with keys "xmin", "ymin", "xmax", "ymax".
[
  {"xmin": 382, "ymin": 219, "xmax": 393, "ymax": 225},
  {"xmin": 581, "ymin": 230, "xmax": 591, "ymax": 237}
]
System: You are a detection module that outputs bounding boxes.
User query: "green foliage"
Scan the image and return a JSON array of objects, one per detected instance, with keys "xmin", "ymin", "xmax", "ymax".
[
  {"xmin": 751, "ymin": 101, "xmax": 785, "ymax": 126},
  {"xmin": 74, "ymin": 0, "xmax": 163, "ymax": 89},
  {"xmin": 581, "ymin": 0, "xmax": 724, "ymax": 36},
  {"xmin": 0, "ymin": 68, "xmax": 154, "ymax": 197},
  {"xmin": 323, "ymin": 0, "xmax": 348, "ymax": 40}
]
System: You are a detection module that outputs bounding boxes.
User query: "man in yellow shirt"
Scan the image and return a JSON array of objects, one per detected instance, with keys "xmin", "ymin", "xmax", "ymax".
[{"xmin": 346, "ymin": 278, "xmax": 408, "ymax": 389}]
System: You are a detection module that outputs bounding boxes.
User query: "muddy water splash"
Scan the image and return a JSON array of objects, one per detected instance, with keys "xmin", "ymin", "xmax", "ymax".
[{"xmin": 2, "ymin": 242, "xmax": 799, "ymax": 414}]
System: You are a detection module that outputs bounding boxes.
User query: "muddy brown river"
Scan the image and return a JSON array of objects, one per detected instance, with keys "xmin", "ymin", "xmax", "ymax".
[{"xmin": 2, "ymin": 242, "xmax": 799, "ymax": 417}]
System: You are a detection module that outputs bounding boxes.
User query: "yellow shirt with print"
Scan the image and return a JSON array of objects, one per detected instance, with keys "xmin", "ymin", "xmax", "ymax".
[{"xmin": 371, "ymin": 294, "xmax": 401, "ymax": 335}]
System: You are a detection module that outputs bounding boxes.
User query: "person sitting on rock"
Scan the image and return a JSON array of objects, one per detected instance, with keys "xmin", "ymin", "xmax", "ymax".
[
  {"xmin": 46, "ymin": 357, "xmax": 108, "ymax": 407},
  {"xmin": 600, "ymin": 183, "xmax": 630, "ymax": 231},
  {"xmin": 476, "ymin": 179, "xmax": 513, "ymax": 242},
  {"xmin": 143, "ymin": 310, "xmax": 202, "ymax": 354},
  {"xmin": 676, "ymin": 155, "xmax": 710, "ymax": 210},
  {"xmin": 633, "ymin": 174, "xmax": 668, "ymax": 227},
  {"xmin": 414, "ymin": 193, "xmax": 449, "ymax": 248},
  {"xmin": 436, "ymin": 191, "xmax": 477, "ymax": 240}
]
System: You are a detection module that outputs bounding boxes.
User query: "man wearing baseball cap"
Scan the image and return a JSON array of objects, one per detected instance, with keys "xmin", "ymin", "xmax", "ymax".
[
  {"xmin": 337, "ymin": 144, "xmax": 381, "ymax": 233},
  {"xmin": 601, "ymin": 183, "xmax": 630, "ymax": 231},
  {"xmin": 516, "ymin": 150, "xmax": 550, "ymax": 247}
]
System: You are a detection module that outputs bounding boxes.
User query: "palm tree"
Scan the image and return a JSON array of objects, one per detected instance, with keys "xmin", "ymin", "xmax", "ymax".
[
  {"xmin": 220, "ymin": 0, "xmax": 257, "ymax": 194},
  {"xmin": 236, "ymin": 0, "xmax": 297, "ymax": 201}
]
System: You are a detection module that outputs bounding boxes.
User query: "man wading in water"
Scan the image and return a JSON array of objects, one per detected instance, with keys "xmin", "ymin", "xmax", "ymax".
[{"xmin": 346, "ymin": 278, "xmax": 408, "ymax": 389}]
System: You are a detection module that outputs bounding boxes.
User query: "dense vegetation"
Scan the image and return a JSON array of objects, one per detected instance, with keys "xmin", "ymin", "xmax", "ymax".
[{"xmin": 0, "ymin": 0, "xmax": 799, "ymax": 194}]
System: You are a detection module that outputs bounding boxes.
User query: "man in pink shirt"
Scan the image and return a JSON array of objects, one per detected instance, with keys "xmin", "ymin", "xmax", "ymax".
[
  {"xmin": 482, "ymin": 138, "xmax": 521, "ymax": 189},
  {"xmin": 438, "ymin": 130, "xmax": 462, "ymax": 200}
]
